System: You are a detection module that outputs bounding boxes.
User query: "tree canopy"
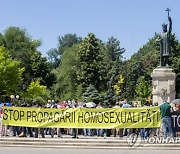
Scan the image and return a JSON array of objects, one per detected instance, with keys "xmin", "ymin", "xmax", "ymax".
[
  {"xmin": 1, "ymin": 25, "xmax": 180, "ymax": 104},
  {"xmin": 0, "ymin": 46, "xmax": 24, "ymax": 97}
]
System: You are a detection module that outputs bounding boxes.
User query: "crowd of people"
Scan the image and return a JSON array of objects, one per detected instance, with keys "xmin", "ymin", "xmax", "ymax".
[{"xmin": 0, "ymin": 99, "xmax": 179, "ymax": 140}]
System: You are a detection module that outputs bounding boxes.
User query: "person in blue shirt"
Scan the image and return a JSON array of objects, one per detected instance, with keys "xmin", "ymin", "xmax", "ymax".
[{"xmin": 122, "ymin": 99, "xmax": 132, "ymax": 108}]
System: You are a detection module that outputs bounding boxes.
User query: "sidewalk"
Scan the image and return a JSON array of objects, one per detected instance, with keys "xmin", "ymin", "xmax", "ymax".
[{"xmin": 0, "ymin": 135, "xmax": 180, "ymax": 149}]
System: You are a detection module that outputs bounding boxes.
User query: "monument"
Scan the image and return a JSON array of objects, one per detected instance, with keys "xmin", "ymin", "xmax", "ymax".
[{"xmin": 151, "ymin": 8, "xmax": 176, "ymax": 104}]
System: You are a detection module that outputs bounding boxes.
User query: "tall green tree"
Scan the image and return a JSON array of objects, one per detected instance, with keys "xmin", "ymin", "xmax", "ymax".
[
  {"xmin": 78, "ymin": 33, "xmax": 102, "ymax": 91},
  {"xmin": 121, "ymin": 35, "xmax": 158, "ymax": 100},
  {"xmin": 54, "ymin": 44, "xmax": 80, "ymax": 100},
  {"xmin": 26, "ymin": 79, "xmax": 50, "ymax": 104},
  {"xmin": 57, "ymin": 34, "xmax": 82, "ymax": 55},
  {"xmin": 0, "ymin": 46, "xmax": 24, "ymax": 97},
  {"xmin": 2, "ymin": 27, "xmax": 40, "ymax": 77},
  {"xmin": 101, "ymin": 37, "xmax": 125, "ymax": 105},
  {"xmin": 135, "ymin": 76, "xmax": 151, "ymax": 101},
  {"xmin": 106, "ymin": 36, "xmax": 125, "ymax": 61},
  {"xmin": 30, "ymin": 51, "xmax": 55, "ymax": 88},
  {"xmin": 47, "ymin": 34, "xmax": 82, "ymax": 68},
  {"xmin": 82, "ymin": 84, "xmax": 100, "ymax": 103},
  {"xmin": 0, "ymin": 26, "xmax": 54, "ymax": 88},
  {"xmin": 168, "ymin": 34, "xmax": 180, "ymax": 97},
  {"xmin": 104, "ymin": 59, "xmax": 121, "ymax": 105},
  {"xmin": 98, "ymin": 37, "xmax": 125, "ymax": 93},
  {"xmin": 47, "ymin": 48, "xmax": 60, "ymax": 68},
  {"xmin": 121, "ymin": 33, "xmax": 180, "ymax": 100}
]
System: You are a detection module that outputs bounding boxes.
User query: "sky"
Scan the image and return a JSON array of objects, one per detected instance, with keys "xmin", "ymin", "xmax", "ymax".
[{"xmin": 1, "ymin": 0, "xmax": 180, "ymax": 59}]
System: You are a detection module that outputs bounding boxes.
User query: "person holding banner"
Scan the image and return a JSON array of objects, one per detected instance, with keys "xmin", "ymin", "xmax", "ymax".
[
  {"xmin": 160, "ymin": 100, "xmax": 174, "ymax": 138},
  {"xmin": 34, "ymin": 103, "xmax": 45, "ymax": 138},
  {"xmin": 72, "ymin": 100, "xmax": 79, "ymax": 138},
  {"xmin": 83, "ymin": 103, "xmax": 92, "ymax": 137},
  {"xmin": 0, "ymin": 103, "xmax": 8, "ymax": 137},
  {"xmin": 0, "ymin": 103, "xmax": 3, "ymax": 137},
  {"xmin": 113, "ymin": 102, "xmax": 120, "ymax": 138},
  {"xmin": 19, "ymin": 103, "xmax": 34, "ymax": 137},
  {"xmin": 11, "ymin": 103, "xmax": 20, "ymax": 137},
  {"xmin": 96, "ymin": 103, "xmax": 103, "ymax": 137},
  {"xmin": 140, "ymin": 101, "xmax": 150, "ymax": 139},
  {"xmin": 122, "ymin": 99, "xmax": 132, "ymax": 137}
]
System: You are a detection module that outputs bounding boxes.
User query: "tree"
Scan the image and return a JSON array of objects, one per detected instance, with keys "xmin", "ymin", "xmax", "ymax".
[
  {"xmin": 30, "ymin": 51, "xmax": 55, "ymax": 88},
  {"xmin": 0, "ymin": 33, "xmax": 5, "ymax": 45},
  {"xmin": 106, "ymin": 36, "xmax": 125, "ymax": 61},
  {"xmin": 26, "ymin": 79, "xmax": 50, "ymax": 103},
  {"xmin": 47, "ymin": 48, "xmax": 60, "ymax": 68},
  {"xmin": 58, "ymin": 34, "xmax": 82, "ymax": 55},
  {"xmin": 78, "ymin": 33, "xmax": 102, "ymax": 91},
  {"xmin": 135, "ymin": 76, "xmax": 151, "ymax": 101},
  {"xmin": 98, "ymin": 37, "xmax": 125, "ymax": 93},
  {"xmin": 121, "ymin": 35, "xmax": 158, "ymax": 100},
  {"xmin": 82, "ymin": 84, "xmax": 99, "ymax": 103},
  {"xmin": 0, "ymin": 46, "xmax": 24, "ymax": 97},
  {"xmin": 102, "ymin": 37, "xmax": 125, "ymax": 105},
  {"xmin": 121, "ymin": 33, "xmax": 180, "ymax": 101},
  {"xmin": 47, "ymin": 34, "xmax": 82, "ymax": 68},
  {"xmin": 169, "ymin": 34, "xmax": 180, "ymax": 97},
  {"xmin": 0, "ymin": 26, "xmax": 54, "ymax": 88},
  {"xmin": 104, "ymin": 59, "xmax": 121, "ymax": 105},
  {"xmin": 2, "ymin": 27, "xmax": 41, "ymax": 73},
  {"xmin": 54, "ymin": 44, "xmax": 80, "ymax": 100},
  {"xmin": 112, "ymin": 75, "xmax": 124, "ymax": 96}
]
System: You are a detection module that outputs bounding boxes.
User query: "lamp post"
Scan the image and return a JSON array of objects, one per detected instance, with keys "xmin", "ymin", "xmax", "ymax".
[
  {"xmin": 16, "ymin": 95, "xmax": 19, "ymax": 99},
  {"xmin": 10, "ymin": 95, "xmax": 19, "ymax": 105},
  {"xmin": 10, "ymin": 95, "xmax": 15, "ymax": 103},
  {"xmin": 16, "ymin": 95, "xmax": 19, "ymax": 105},
  {"xmin": 48, "ymin": 99, "xmax": 55, "ymax": 106}
]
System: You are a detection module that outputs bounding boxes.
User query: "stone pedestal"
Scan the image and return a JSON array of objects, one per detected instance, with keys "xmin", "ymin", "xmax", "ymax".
[{"xmin": 151, "ymin": 67, "xmax": 176, "ymax": 105}]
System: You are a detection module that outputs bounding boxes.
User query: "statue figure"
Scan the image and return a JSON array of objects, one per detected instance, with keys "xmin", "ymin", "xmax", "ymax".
[{"xmin": 157, "ymin": 8, "xmax": 172, "ymax": 67}]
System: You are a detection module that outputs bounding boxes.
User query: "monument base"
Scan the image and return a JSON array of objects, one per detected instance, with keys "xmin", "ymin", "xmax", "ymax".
[{"xmin": 151, "ymin": 67, "xmax": 176, "ymax": 105}]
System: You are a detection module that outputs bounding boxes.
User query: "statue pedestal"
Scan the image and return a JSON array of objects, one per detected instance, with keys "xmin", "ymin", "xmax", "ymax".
[{"xmin": 151, "ymin": 67, "xmax": 176, "ymax": 105}]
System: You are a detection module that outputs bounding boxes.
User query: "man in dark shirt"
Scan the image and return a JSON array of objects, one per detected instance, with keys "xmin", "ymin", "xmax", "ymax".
[{"xmin": 160, "ymin": 100, "xmax": 173, "ymax": 138}]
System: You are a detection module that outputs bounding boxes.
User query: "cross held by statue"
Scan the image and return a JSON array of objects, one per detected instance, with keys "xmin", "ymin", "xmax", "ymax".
[{"xmin": 166, "ymin": 8, "xmax": 171, "ymax": 17}]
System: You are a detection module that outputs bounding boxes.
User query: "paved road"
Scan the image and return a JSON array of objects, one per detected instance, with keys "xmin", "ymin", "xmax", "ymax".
[{"xmin": 0, "ymin": 147, "xmax": 180, "ymax": 154}]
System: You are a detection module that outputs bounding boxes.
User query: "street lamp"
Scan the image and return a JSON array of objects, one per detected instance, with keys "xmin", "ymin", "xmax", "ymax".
[
  {"xmin": 16, "ymin": 95, "xmax": 19, "ymax": 105},
  {"xmin": 16, "ymin": 95, "xmax": 19, "ymax": 99},
  {"xmin": 48, "ymin": 99, "xmax": 55, "ymax": 104},
  {"xmin": 10, "ymin": 95, "xmax": 15, "ymax": 100},
  {"xmin": 10, "ymin": 95, "xmax": 15, "ymax": 103},
  {"xmin": 10, "ymin": 95, "xmax": 20, "ymax": 105}
]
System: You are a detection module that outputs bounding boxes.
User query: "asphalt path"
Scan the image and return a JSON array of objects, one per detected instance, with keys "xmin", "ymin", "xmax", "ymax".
[{"xmin": 0, "ymin": 147, "xmax": 180, "ymax": 154}]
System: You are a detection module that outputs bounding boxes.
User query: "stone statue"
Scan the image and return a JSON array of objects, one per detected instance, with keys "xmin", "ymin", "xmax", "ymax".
[{"xmin": 157, "ymin": 8, "xmax": 172, "ymax": 67}]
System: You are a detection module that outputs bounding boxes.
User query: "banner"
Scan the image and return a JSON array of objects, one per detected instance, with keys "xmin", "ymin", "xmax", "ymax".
[
  {"xmin": 172, "ymin": 110, "xmax": 180, "ymax": 132},
  {"xmin": 2, "ymin": 106, "xmax": 161, "ymax": 128}
]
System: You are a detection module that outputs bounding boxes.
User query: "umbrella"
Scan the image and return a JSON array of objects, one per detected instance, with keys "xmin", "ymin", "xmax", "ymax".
[
  {"xmin": 85, "ymin": 102, "xmax": 96, "ymax": 108},
  {"xmin": 172, "ymin": 99, "xmax": 180, "ymax": 105}
]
